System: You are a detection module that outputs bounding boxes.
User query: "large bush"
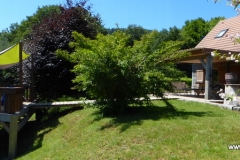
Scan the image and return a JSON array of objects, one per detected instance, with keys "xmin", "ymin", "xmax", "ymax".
[{"xmin": 58, "ymin": 30, "xmax": 189, "ymax": 114}]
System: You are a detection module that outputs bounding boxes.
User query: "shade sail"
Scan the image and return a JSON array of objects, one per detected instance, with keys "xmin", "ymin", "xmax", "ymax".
[{"xmin": 0, "ymin": 44, "xmax": 30, "ymax": 69}]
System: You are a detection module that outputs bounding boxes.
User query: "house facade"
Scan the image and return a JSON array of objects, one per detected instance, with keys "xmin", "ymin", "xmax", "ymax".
[{"xmin": 179, "ymin": 16, "xmax": 240, "ymax": 100}]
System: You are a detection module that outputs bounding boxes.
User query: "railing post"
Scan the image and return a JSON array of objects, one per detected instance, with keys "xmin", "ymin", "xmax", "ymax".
[{"xmin": 8, "ymin": 114, "xmax": 18, "ymax": 159}]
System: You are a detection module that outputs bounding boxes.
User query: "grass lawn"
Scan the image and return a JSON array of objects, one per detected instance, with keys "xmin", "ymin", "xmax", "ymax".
[{"xmin": 1, "ymin": 99, "xmax": 240, "ymax": 159}]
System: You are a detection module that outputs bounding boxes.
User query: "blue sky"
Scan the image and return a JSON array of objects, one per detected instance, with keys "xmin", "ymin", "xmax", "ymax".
[{"xmin": 0, "ymin": 0, "xmax": 238, "ymax": 31}]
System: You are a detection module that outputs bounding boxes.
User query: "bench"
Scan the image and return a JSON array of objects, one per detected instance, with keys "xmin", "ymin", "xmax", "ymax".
[{"xmin": 172, "ymin": 82, "xmax": 191, "ymax": 95}]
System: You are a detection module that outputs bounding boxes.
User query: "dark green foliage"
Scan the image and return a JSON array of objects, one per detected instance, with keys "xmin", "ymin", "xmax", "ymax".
[
  {"xmin": 59, "ymin": 30, "xmax": 189, "ymax": 115},
  {"xmin": 124, "ymin": 24, "xmax": 151, "ymax": 46},
  {"xmin": 150, "ymin": 26, "xmax": 181, "ymax": 52},
  {"xmin": 0, "ymin": 67, "xmax": 18, "ymax": 86},
  {"xmin": 168, "ymin": 26, "xmax": 181, "ymax": 41}
]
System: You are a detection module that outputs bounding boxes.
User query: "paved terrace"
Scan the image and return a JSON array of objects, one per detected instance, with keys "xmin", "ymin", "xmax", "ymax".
[
  {"xmin": 163, "ymin": 93, "xmax": 240, "ymax": 111},
  {"xmin": 20, "ymin": 93, "xmax": 240, "ymax": 112}
]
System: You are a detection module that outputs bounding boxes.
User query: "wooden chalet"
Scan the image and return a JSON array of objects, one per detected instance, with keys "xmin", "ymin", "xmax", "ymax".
[{"xmin": 178, "ymin": 16, "xmax": 240, "ymax": 100}]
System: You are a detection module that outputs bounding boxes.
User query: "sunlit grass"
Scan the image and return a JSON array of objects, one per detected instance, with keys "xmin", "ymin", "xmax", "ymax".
[{"xmin": 1, "ymin": 100, "xmax": 240, "ymax": 159}]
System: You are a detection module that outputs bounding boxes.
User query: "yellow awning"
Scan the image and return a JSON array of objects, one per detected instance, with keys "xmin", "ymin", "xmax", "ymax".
[{"xmin": 0, "ymin": 44, "xmax": 30, "ymax": 69}]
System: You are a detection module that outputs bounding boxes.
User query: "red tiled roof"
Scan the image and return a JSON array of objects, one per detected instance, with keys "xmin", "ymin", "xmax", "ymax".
[{"xmin": 195, "ymin": 16, "xmax": 240, "ymax": 52}]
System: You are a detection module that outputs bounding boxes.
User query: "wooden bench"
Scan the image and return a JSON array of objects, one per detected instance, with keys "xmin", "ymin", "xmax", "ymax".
[
  {"xmin": 172, "ymin": 82, "xmax": 191, "ymax": 95},
  {"xmin": 172, "ymin": 82, "xmax": 205, "ymax": 96}
]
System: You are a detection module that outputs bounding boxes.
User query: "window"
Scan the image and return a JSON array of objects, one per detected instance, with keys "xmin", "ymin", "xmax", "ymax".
[{"xmin": 215, "ymin": 29, "xmax": 228, "ymax": 38}]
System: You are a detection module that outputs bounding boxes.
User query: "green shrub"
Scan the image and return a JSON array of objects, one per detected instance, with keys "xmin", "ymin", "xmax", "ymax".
[
  {"xmin": 58, "ymin": 30, "xmax": 189, "ymax": 115},
  {"xmin": 180, "ymin": 77, "xmax": 192, "ymax": 87}
]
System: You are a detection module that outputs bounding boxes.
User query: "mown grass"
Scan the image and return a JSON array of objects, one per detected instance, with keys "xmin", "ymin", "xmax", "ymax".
[{"xmin": 1, "ymin": 99, "xmax": 240, "ymax": 159}]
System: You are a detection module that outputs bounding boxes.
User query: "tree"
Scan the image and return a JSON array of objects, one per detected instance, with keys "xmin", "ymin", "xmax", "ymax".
[
  {"xmin": 15, "ymin": 5, "xmax": 61, "ymax": 44},
  {"xmin": 124, "ymin": 24, "xmax": 150, "ymax": 46},
  {"xmin": 151, "ymin": 27, "xmax": 181, "ymax": 51},
  {"xmin": 0, "ymin": 30, "xmax": 10, "ymax": 51},
  {"xmin": 58, "ymin": 30, "xmax": 189, "ymax": 115},
  {"xmin": 0, "ymin": 5, "xmax": 62, "ymax": 88},
  {"xmin": 24, "ymin": 0, "xmax": 103, "ymax": 100},
  {"xmin": 155, "ymin": 29, "xmax": 171, "ymax": 45},
  {"xmin": 180, "ymin": 18, "xmax": 208, "ymax": 49},
  {"xmin": 168, "ymin": 26, "xmax": 181, "ymax": 41},
  {"xmin": 180, "ymin": 17, "xmax": 224, "ymax": 49},
  {"xmin": 206, "ymin": 17, "xmax": 225, "ymax": 32}
]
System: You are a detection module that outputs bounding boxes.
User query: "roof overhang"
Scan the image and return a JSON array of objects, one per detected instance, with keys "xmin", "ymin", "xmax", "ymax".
[{"xmin": 177, "ymin": 47, "xmax": 236, "ymax": 64}]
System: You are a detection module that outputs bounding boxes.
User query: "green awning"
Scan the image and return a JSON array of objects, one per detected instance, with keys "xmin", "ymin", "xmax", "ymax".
[{"xmin": 0, "ymin": 44, "xmax": 30, "ymax": 69}]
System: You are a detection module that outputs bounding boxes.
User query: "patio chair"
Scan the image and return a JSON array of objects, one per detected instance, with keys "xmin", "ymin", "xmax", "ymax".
[{"xmin": 191, "ymin": 83, "xmax": 205, "ymax": 96}]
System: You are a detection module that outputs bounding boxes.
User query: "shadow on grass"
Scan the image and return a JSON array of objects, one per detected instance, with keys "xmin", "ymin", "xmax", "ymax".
[
  {"xmin": 0, "ymin": 107, "xmax": 82, "ymax": 160},
  {"xmin": 92, "ymin": 99, "xmax": 218, "ymax": 133}
]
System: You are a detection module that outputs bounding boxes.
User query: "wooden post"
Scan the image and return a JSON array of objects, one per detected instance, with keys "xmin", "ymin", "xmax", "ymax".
[
  {"xmin": 19, "ymin": 42, "xmax": 23, "ymax": 87},
  {"xmin": 8, "ymin": 114, "xmax": 18, "ymax": 159},
  {"xmin": 205, "ymin": 54, "xmax": 212, "ymax": 100}
]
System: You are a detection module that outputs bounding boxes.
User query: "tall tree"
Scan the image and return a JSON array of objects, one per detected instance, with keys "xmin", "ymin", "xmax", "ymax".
[
  {"xmin": 180, "ymin": 18, "xmax": 208, "ymax": 49},
  {"xmin": 180, "ymin": 17, "xmax": 224, "ymax": 49},
  {"xmin": 24, "ymin": 0, "xmax": 103, "ymax": 100},
  {"xmin": 14, "ymin": 5, "xmax": 61, "ymax": 44}
]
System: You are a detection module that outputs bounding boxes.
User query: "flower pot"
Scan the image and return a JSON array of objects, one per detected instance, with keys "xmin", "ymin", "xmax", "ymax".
[{"xmin": 225, "ymin": 73, "xmax": 238, "ymax": 84}]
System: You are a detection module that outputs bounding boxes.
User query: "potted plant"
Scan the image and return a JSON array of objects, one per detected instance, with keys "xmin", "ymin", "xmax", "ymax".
[{"xmin": 218, "ymin": 89, "xmax": 240, "ymax": 106}]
